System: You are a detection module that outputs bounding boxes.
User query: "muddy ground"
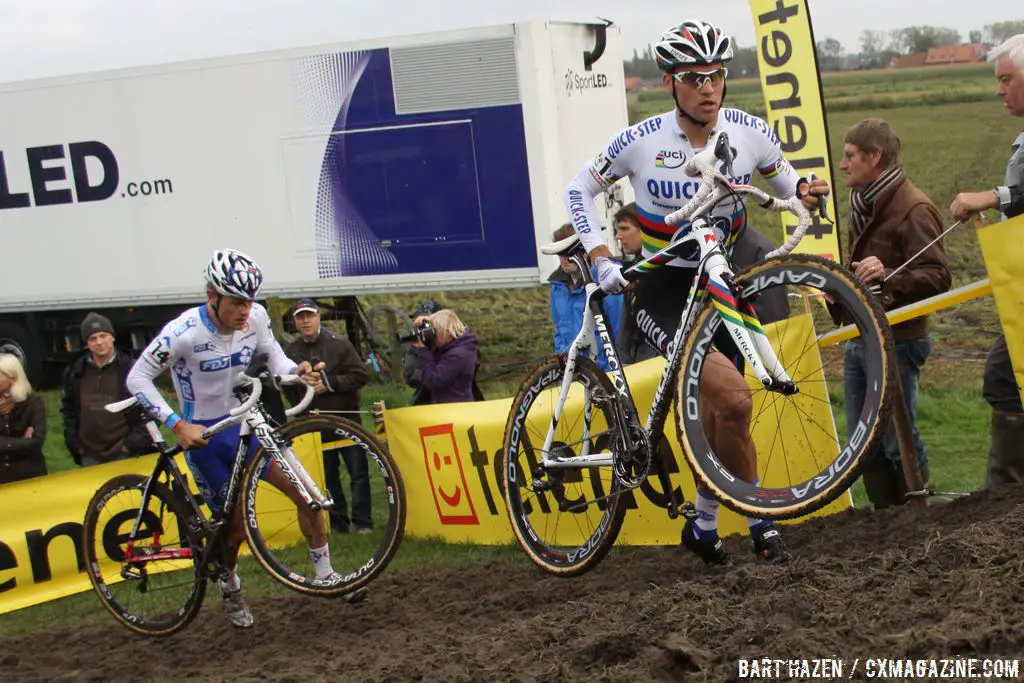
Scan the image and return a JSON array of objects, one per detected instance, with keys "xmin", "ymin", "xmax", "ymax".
[{"xmin": 4, "ymin": 485, "xmax": 1024, "ymax": 682}]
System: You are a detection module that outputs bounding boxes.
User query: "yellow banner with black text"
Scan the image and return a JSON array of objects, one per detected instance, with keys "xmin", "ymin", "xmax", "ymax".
[
  {"xmin": 0, "ymin": 443, "xmax": 311, "ymax": 615},
  {"xmin": 385, "ymin": 314, "xmax": 851, "ymax": 545},
  {"xmin": 749, "ymin": 0, "xmax": 842, "ymax": 263},
  {"xmin": 1, "ymin": 316, "xmax": 851, "ymax": 614}
]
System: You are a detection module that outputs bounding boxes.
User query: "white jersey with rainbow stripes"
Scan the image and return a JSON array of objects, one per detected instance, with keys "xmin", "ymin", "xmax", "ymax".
[{"xmin": 565, "ymin": 108, "xmax": 802, "ymax": 268}]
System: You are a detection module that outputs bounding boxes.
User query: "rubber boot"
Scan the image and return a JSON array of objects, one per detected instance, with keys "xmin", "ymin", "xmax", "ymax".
[
  {"xmin": 860, "ymin": 466, "xmax": 904, "ymax": 510},
  {"xmin": 986, "ymin": 411, "xmax": 1024, "ymax": 488}
]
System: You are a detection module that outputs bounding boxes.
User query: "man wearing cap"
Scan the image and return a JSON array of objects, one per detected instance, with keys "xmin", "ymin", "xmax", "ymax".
[
  {"xmin": 284, "ymin": 298, "xmax": 372, "ymax": 534},
  {"xmin": 61, "ymin": 312, "xmax": 152, "ymax": 466}
]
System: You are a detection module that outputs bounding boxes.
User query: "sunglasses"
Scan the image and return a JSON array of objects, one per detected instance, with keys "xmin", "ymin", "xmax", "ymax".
[{"xmin": 672, "ymin": 67, "xmax": 728, "ymax": 89}]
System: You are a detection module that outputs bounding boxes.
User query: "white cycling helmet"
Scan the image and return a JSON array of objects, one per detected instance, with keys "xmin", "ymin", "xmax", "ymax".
[
  {"xmin": 655, "ymin": 19, "xmax": 734, "ymax": 71},
  {"xmin": 204, "ymin": 248, "xmax": 263, "ymax": 300}
]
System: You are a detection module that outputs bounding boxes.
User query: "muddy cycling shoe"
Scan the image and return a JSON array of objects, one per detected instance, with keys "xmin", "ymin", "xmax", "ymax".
[
  {"xmin": 751, "ymin": 523, "xmax": 793, "ymax": 564},
  {"xmin": 341, "ymin": 586, "xmax": 369, "ymax": 604},
  {"xmin": 220, "ymin": 585, "xmax": 255, "ymax": 629},
  {"xmin": 321, "ymin": 573, "xmax": 369, "ymax": 604},
  {"xmin": 681, "ymin": 519, "xmax": 733, "ymax": 567}
]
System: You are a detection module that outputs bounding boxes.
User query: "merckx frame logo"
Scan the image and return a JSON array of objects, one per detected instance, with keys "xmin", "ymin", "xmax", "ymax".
[{"xmin": 564, "ymin": 69, "xmax": 609, "ymax": 96}]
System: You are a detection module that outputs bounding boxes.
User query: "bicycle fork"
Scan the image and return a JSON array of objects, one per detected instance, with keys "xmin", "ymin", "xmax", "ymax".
[
  {"xmin": 251, "ymin": 419, "xmax": 334, "ymax": 511},
  {"xmin": 694, "ymin": 221, "xmax": 796, "ymax": 393},
  {"xmin": 541, "ymin": 296, "xmax": 615, "ymax": 470}
]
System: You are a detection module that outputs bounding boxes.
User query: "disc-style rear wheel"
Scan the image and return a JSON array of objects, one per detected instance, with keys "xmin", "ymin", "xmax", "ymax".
[
  {"xmin": 675, "ymin": 254, "xmax": 894, "ymax": 519},
  {"xmin": 242, "ymin": 415, "xmax": 405, "ymax": 597}
]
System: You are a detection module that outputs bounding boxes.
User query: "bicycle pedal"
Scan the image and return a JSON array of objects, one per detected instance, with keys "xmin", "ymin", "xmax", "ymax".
[{"xmin": 680, "ymin": 502, "xmax": 699, "ymax": 521}]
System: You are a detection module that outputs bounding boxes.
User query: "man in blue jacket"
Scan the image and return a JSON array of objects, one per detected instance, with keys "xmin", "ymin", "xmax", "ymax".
[{"xmin": 548, "ymin": 224, "xmax": 624, "ymax": 371}]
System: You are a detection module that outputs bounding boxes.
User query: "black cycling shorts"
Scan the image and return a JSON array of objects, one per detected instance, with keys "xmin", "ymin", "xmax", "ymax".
[{"xmin": 631, "ymin": 265, "xmax": 739, "ymax": 363}]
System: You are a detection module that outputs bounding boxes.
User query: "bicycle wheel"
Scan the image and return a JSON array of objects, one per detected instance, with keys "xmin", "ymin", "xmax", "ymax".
[
  {"xmin": 674, "ymin": 253, "xmax": 894, "ymax": 519},
  {"xmin": 83, "ymin": 474, "xmax": 206, "ymax": 636},
  {"xmin": 501, "ymin": 355, "xmax": 628, "ymax": 576},
  {"xmin": 241, "ymin": 414, "xmax": 405, "ymax": 597}
]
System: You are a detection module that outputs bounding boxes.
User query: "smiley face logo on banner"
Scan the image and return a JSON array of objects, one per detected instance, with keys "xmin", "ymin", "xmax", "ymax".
[{"xmin": 419, "ymin": 424, "xmax": 480, "ymax": 525}]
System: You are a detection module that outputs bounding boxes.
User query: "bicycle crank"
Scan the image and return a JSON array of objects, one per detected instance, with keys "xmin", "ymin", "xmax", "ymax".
[{"xmin": 613, "ymin": 423, "xmax": 652, "ymax": 489}]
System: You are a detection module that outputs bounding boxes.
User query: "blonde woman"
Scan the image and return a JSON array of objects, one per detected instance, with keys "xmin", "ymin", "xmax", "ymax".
[
  {"xmin": 0, "ymin": 353, "xmax": 47, "ymax": 484},
  {"xmin": 410, "ymin": 308, "xmax": 482, "ymax": 404}
]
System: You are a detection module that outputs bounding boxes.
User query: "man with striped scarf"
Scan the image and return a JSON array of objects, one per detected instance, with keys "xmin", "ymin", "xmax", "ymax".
[{"xmin": 838, "ymin": 118, "xmax": 951, "ymax": 509}]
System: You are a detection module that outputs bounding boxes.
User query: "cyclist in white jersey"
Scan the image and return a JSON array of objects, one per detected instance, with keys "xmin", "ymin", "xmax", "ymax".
[
  {"xmin": 565, "ymin": 19, "xmax": 830, "ymax": 567},
  {"xmin": 127, "ymin": 249, "xmax": 366, "ymax": 628}
]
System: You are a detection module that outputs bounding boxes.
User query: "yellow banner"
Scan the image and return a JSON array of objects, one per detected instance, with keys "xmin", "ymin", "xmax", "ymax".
[
  {"xmin": 977, "ymin": 214, "xmax": 1024, "ymax": 405},
  {"xmin": 385, "ymin": 313, "xmax": 850, "ymax": 545},
  {"xmin": 0, "ymin": 440, "xmax": 319, "ymax": 615},
  {"xmin": 2, "ymin": 312, "xmax": 852, "ymax": 614},
  {"xmin": 749, "ymin": 0, "xmax": 841, "ymax": 263}
]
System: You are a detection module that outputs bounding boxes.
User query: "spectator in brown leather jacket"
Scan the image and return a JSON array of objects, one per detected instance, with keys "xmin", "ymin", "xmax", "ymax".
[
  {"xmin": 0, "ymin": 353, "xmax": 47, "ymax": 485},
  {"xmin": 837, "ymin": 118, "xmax": 951, "ymax": 508}
]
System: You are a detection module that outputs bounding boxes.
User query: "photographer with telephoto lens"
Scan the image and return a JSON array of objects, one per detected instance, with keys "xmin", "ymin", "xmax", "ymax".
[{"xmin": 406, "ymin": 308, "xmax": 481, "ymax": 405}]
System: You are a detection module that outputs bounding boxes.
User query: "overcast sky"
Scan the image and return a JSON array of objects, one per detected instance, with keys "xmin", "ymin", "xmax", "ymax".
[{"xmin": 0, "ymin": 0, "xmax": 1018, "ymax": 83}]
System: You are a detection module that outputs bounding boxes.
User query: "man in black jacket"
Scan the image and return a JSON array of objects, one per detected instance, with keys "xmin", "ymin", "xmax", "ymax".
[
  {"xmin": 61, "ymin": 312, "xmax": 153, "ymax": 466},
  {"xmin": 284, "ymin": 299, "xmax": 372, "ymax": 533}
]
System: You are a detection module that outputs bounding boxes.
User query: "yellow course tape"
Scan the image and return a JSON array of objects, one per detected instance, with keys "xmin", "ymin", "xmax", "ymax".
[{"xmin": 818, "ymin": 279, "xmax": 993, "ymax": 348}]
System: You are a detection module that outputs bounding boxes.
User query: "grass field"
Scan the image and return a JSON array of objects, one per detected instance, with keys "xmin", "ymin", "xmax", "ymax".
[{"xmin": 4, "ymin": 62, "xmax": 1019, "ymax": 635}]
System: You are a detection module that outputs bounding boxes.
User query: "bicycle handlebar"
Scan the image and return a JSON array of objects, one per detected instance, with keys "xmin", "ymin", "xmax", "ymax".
[
  {"xmin": 198, "ymin": 375, "xmax": 264, "ymax": 439},
  {"xmin": 660, "ymin": 130, "xmax": 825, "ymax": 259},
  {"xmin": 281, "ymin": 373, "xmax": 315, "ymax": 417}
]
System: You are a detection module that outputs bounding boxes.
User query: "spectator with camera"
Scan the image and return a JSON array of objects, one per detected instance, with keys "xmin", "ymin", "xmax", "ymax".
[
  {"xmin": 0, "ymin": 353, "xmax": 47, "ymax": 485},
  {"xmin": 61, "ymin": 312, "xmax": 152, "ymax": 467},
  {"xmin": 403, "ymin": 299, "xmax": 440, "ymax": 406},
  {"xmin": 409, "ymin": 308, "xmax": 483, "ymax": 405},
  {"xmin": 283, "ymin": 298, "xmax": 373, "ymax": 534}
]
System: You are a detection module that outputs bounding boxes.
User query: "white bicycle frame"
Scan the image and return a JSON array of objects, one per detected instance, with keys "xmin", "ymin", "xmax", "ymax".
[
  {"xmin": 536, "ymin": 129, "xmax": 821, "ymax": 474},
  {"xmin": 106, "ymin": 372, "xmax": 333, "ymax": 515}
]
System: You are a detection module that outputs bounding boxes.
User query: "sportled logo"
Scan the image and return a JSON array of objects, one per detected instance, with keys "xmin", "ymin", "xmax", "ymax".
[
  {"xmin": 655, "ymin": 150, "xmax": 686, "ymax": 169},
  {"xmin": 564, "ymin": 68, "xmax": 610, "ymax": 96}
]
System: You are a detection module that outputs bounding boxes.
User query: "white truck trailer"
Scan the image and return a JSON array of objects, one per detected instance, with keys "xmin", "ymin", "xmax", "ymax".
[{"xmin": 0, "ymin": 19, "xmax": 630, "ymax": 384}]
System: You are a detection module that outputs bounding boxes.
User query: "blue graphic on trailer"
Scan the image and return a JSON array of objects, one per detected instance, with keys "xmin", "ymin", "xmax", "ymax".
[{"xmin": 296, "ymin": 48, "xmax": 535, "ymax": 278}]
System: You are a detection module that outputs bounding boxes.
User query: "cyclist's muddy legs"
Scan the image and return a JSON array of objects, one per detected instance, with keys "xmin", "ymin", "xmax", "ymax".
[
  {"xmin": 224, "ymin": 507, "xmax": 246, "ymax": 572},
  {"xmin": 266, "ymin": 461, "xmax": 328, "ymax": 548},
  {"xmin": 699, "ymin": 351, "xmax": 757, "ymax": 482}
]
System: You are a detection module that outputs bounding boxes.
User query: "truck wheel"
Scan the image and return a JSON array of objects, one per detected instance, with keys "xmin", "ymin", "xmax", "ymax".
[{"xmin": 0, "ymin": 322, "xmax": 40, "ymax": 384}]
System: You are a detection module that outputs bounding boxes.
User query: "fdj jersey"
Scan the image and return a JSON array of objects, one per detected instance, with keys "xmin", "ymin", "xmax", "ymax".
[
  {"xmin": 566, "ymin": 108, "xmax": 802, "ymax": 268},
  {"xmin": 127, "ymin": 303, "xmax": 297, "ymax": 428}
]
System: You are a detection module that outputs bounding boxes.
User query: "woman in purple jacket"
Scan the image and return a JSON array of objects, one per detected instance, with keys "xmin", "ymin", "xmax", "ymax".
[{"xmin": 411, "ymin": 309, "xmax": 482, "ymax": 404}]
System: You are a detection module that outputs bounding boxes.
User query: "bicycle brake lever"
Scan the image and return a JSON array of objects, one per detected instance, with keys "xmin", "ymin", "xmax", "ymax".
[
  {"xmin": 714, "ymin": 131, "xmax": 735, "ymax": 179},
  {"xmin": 805, "ymin": 171, "xmax": 832, "ymax": 222}
]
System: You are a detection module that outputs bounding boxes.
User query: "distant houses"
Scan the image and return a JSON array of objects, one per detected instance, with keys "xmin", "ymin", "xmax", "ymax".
[{"xmin": 889, "ymin": 43, "xmax": 987, "ymax": 69}]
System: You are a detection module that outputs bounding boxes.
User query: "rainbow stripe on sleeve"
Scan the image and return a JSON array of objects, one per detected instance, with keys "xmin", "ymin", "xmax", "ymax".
[{"xmin": 757, "ymin": 157, "xmax": 786, "ymax": 180}]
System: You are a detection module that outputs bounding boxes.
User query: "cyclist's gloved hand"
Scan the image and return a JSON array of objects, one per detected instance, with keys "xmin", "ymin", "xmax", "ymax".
[{"xmin": 594, "ymin": 256, "xmax": 628, "ymax": 294}]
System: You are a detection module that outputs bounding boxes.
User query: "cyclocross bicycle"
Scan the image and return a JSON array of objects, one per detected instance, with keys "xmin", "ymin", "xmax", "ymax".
[
  {"xmin": 83, "ymin": 364, "xmax": 406, "ymax": 635},
  {"xmin": 501, "ymin": 129, "xmax": 895, "ymax": 576}
]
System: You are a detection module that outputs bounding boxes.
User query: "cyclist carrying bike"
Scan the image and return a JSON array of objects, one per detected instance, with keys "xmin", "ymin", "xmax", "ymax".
[
  {"xmin": 564, "ymin": 19, "xmax": 829, "ymax": 566},
  {"xmin": 127, "ymin": 248, "xmax": 363, "ymax": 628}
]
